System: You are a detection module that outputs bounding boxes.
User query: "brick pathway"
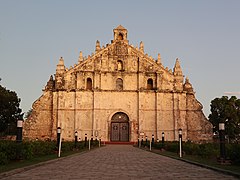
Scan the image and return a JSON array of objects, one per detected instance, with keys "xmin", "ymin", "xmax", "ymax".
[{"xmin": 0, "ymin": 145, "xmax": 237, "ymax": 179}]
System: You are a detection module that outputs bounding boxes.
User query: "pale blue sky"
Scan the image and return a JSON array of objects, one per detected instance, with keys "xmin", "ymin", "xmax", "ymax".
[{"xmin": 0, "ymin": 0, "xmax": 239, "ymax": 116}]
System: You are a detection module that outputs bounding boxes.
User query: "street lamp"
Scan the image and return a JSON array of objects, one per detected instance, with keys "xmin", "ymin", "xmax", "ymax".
[
  {"xmin": 162, "ymin": 132, "xmax": 165, "ymax": 148},
  {"xmin": 179, "ymin": 128, "xmax": 182, "ymax": 158},
  {"xmin": 16, "ymin": 119, "xmax": 23, "ymax": 143},
  {"xmin": 16, "ymin": 119, "xmax": 23, "ymax": 160},
  {"xmin": 219, "ymin": 123, "xmax": 226, "ymax": 162},
  {"xmin": 74, "ymin": 131, "xmax": 78, "ymax": 148}
]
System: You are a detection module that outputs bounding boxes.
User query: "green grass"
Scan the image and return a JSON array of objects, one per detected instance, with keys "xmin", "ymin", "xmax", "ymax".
[
  {"xmin": 150, "ymin": 149, "xmax": 240, "ymax": 175},
  {"xmin": 0, "ymin": 148, "xmax": 87, "ymax": 173}
]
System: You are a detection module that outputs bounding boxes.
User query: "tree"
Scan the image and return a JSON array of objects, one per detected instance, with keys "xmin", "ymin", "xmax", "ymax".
[
  {"xmin": 209, "ymin": 96, "xmax": 240, "ymax": 143},
  {"xmin": 0, "ymin": 82, "xmax": 23, "ymax": 135}
]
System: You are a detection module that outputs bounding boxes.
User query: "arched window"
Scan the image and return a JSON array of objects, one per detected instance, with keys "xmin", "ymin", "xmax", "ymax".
[
  {"xmin": 117, "ymin": 60, "xmax": 123, "ymax": 71},
  {"xmin": 118, "ymin": 33, "xmax": 123, "ymax": 40},
  {"xmin": 147, "ymin": 78, "xmax": 153, "ymax": 90},
  {"xmin": 86, "ymin": 78, "xmax": 92, "ymax": 90},
  {"xmin": 116, "ymin": 78, "xmax": 123, "ymax": 91}
]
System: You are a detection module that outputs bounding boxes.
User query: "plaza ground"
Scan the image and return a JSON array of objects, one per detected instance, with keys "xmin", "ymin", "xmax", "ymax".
[{"xmin": 0, "ymin": 145, "xmax": 237, "ymax": 179}]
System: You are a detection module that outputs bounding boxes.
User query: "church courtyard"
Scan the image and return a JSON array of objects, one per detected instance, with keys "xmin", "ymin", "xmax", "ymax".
[{"xmin": 0, "ymin": 145, "xmax": 237, "ymax": 180}]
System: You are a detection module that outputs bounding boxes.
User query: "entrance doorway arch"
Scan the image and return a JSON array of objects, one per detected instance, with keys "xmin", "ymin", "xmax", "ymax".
[{"xmin": 111, "ymin": 112, "xmax": 129, "ymax": 142}]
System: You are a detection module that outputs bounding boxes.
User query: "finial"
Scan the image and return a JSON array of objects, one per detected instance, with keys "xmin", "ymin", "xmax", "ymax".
[
  {"xmin": 78, "ymin": 51, "xmax": 83, "ymax": 63},
  {"xmin": 95, "ymin": 40, "xmax": 100, "ymax": 52},
  {"xmin": 184, "ymin": 76, "xmax": 194, "ymax": 92},
  {"xmin": 157, "ymin": 53, "xmax": 161, "ymax": 64},
  {"xmin": 58, "ymin": 57, "xmax": 64, "ymax": 65},
  {"xmin": 140, "ymin": 41, "xmax": 144, "ymax": 53},
  {"xmin": 174, "ymin": 58, "xmax": 183, "ymax": 76}
]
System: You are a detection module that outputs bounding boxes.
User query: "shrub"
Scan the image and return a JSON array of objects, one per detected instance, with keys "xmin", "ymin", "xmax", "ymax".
[
  {"xmin": 165, "ymin": 141, "xmax": 179, "ymax": 153},
  {"xmin": 0, "ymin": 140, "xmax": 17, "ymax": 161},
  {"xmin": 22, "ymin": 141, "xmax": 34, "ymax": 159},
  {"xmin": 0, "ymin": 152, "xmax": 8, "ymax": 165},
  {"xmin": 197, "ymin": 143, "xmax": 218, "ymax": 158},
  {"xmin": 183, "ymin": 142, "xmax": 200, "ymax": 156},
  {"xmin": 226, "ymin": 143, "xmax": 240, "ymax": 165}
]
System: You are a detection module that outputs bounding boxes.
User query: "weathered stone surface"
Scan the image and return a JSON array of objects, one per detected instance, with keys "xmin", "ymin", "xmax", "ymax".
[{"xmin": 23, "ymin": 25, "xmax": 213, "ymax": 142}]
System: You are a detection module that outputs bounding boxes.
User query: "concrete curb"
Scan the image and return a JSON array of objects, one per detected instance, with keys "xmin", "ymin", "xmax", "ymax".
[{"xmin": 139, "ymin": 147, "xmax": 240, "ymax": 179}]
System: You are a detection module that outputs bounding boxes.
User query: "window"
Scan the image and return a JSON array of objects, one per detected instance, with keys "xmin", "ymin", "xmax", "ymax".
[
  {"xmin": 147, "ymin": 78, "xmax": 153, "ymax": 90},
  {"xmin": 86, "ymin": 78, "xmax": 92, "ymax": 90},
  {"xmin": 117, "ymin": 60, "xmax": 123, "ymax": 71},
  {"xmin": 118, "ymin": 33, "xmax": 123, "ymax": 40},
  {"xmin": 116, "ymin": 78, "xmax": 123, "ymax": 90}
]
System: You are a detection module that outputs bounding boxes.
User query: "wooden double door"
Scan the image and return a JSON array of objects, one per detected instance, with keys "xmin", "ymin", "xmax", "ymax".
[
  {"xmin": 111, "ymin": 122, "xmax": 129, "ymax": 142},
  {"xmin": 110, "ymin": 112, "xmax": 129, "ymax": 142}
]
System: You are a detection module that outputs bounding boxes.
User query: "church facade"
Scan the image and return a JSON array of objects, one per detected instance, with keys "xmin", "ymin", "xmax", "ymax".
[{"xmin": 23, "ymin": 25, "xmax": 212, "ymax": 142}]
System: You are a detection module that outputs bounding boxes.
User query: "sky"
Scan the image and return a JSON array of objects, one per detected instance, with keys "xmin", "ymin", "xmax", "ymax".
[{"xmin": 0, "ymin": 0, "xmax": 239, "ymax": 117}]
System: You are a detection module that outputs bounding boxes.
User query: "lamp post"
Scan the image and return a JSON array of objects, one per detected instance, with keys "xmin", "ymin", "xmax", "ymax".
[
  {"xmin": 74, "ymin": 131, "xmax": 78, "ymax": 148},
  {"xmin": 219, "ymin": 123, "xmax": 226, "ymax": 162},
  {"xmin": 179, "ymin": 128, "xmax": 182, "ymax": 158},
  {"xmin": 151, "ymin": 134, "xmax": 154, "ymax": 146},
  {"xmin": 16, "ymin": 119, "xmax": 23, "ymax": 143},
  {"xmin": 16, "ymin": 119, "xmax": 23, "ymax": 160},
  {"xmin": 162, "ymin": 132, "xmax": 165, "ymax": 148},
  {"xmin": 57, "ymin": 127, "xmax": 61, "ymax": 150}
]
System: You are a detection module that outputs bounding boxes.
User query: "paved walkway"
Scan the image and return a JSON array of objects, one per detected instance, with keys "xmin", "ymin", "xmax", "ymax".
[{"xmin": 0, "ymin": 145, "xmax": 237, "ymax": 179}]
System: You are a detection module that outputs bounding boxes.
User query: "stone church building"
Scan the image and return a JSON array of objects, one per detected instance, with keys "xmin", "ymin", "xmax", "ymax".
[{"xmin": 24, "ymin": 25, "xmax": 212, "ymax": 142}]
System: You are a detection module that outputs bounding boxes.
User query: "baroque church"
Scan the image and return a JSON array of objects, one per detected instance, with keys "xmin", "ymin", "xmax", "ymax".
[{"xmin": 23, "ymin": 25, "xmax": 212, "ymax": 142}]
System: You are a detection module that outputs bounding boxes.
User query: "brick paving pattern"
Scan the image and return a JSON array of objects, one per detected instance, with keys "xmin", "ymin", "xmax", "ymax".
[{"xmin": 1, "ymin": 145, "xmax": 237, "ymax": 179}]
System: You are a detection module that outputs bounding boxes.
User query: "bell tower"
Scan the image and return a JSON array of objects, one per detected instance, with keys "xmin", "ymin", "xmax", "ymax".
[{"xmin": 113, "ymin": 25, "xmax": 128, "ymax": 43}]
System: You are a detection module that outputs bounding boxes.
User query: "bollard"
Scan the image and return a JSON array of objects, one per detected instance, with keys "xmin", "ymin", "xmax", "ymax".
[
  {"xmin": 74, "ymin": 131, "xmax": 78, "ymax": 148},
  {"xmin": 162, "ymin": 132, "xmax": 165, "ymax": 148},
  {"xmin": 151, "ymin": 134, "xmax": 154, "ymax": 146},
  {"xmin": 145, "ymin": 136, "xmax": 148, "ymax": 147},
  {"xmin": 88, "ymin": 138, "xmax": 90, "ymax": 150},
  {"xmin": 85, "ymin": 133, "xmax": 87, "ymax": 148},
  {"xmin": 57, "ymin": 127, "xmax": 61, "ymax": 149},
  {"xmin": 179, "ymin": 128, "xmax": 182, "ymax": 158},
  {"xmin": 150, "ymin": 139, "xmax": 152, "ymax": 151},
  {"xmin": 58, "ymin": 133, "xmax": 62, "ymax": 158}
]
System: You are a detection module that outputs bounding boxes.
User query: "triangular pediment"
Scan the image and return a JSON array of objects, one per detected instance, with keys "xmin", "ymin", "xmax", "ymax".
[
  {"xmin": 114, "ymin": 25, "xmax": 126, "ymax": 30},
  {"xmin": 73, "ymin": 40, "xmax": 169, "ymax": 75}
]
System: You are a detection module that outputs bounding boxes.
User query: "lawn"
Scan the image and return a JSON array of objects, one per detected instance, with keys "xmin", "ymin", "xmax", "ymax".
[{"xmin": 146, "ymin": 147, "xmax": 240, "ymax": 177}]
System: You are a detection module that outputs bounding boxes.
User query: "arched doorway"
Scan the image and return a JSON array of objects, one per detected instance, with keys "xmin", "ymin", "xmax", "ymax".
[{"xmin": 111, "ymin": 112, "xmax": 129, "ymax": 142}]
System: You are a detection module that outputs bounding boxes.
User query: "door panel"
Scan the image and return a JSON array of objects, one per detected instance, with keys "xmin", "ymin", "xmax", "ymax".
[
  {"xmin": 120, "ymin": 123, "xmax": 129, "ymax": 142},
  {"xmin": 111, "ymin": 123, "xmax": 119, "ymax": 141}
]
